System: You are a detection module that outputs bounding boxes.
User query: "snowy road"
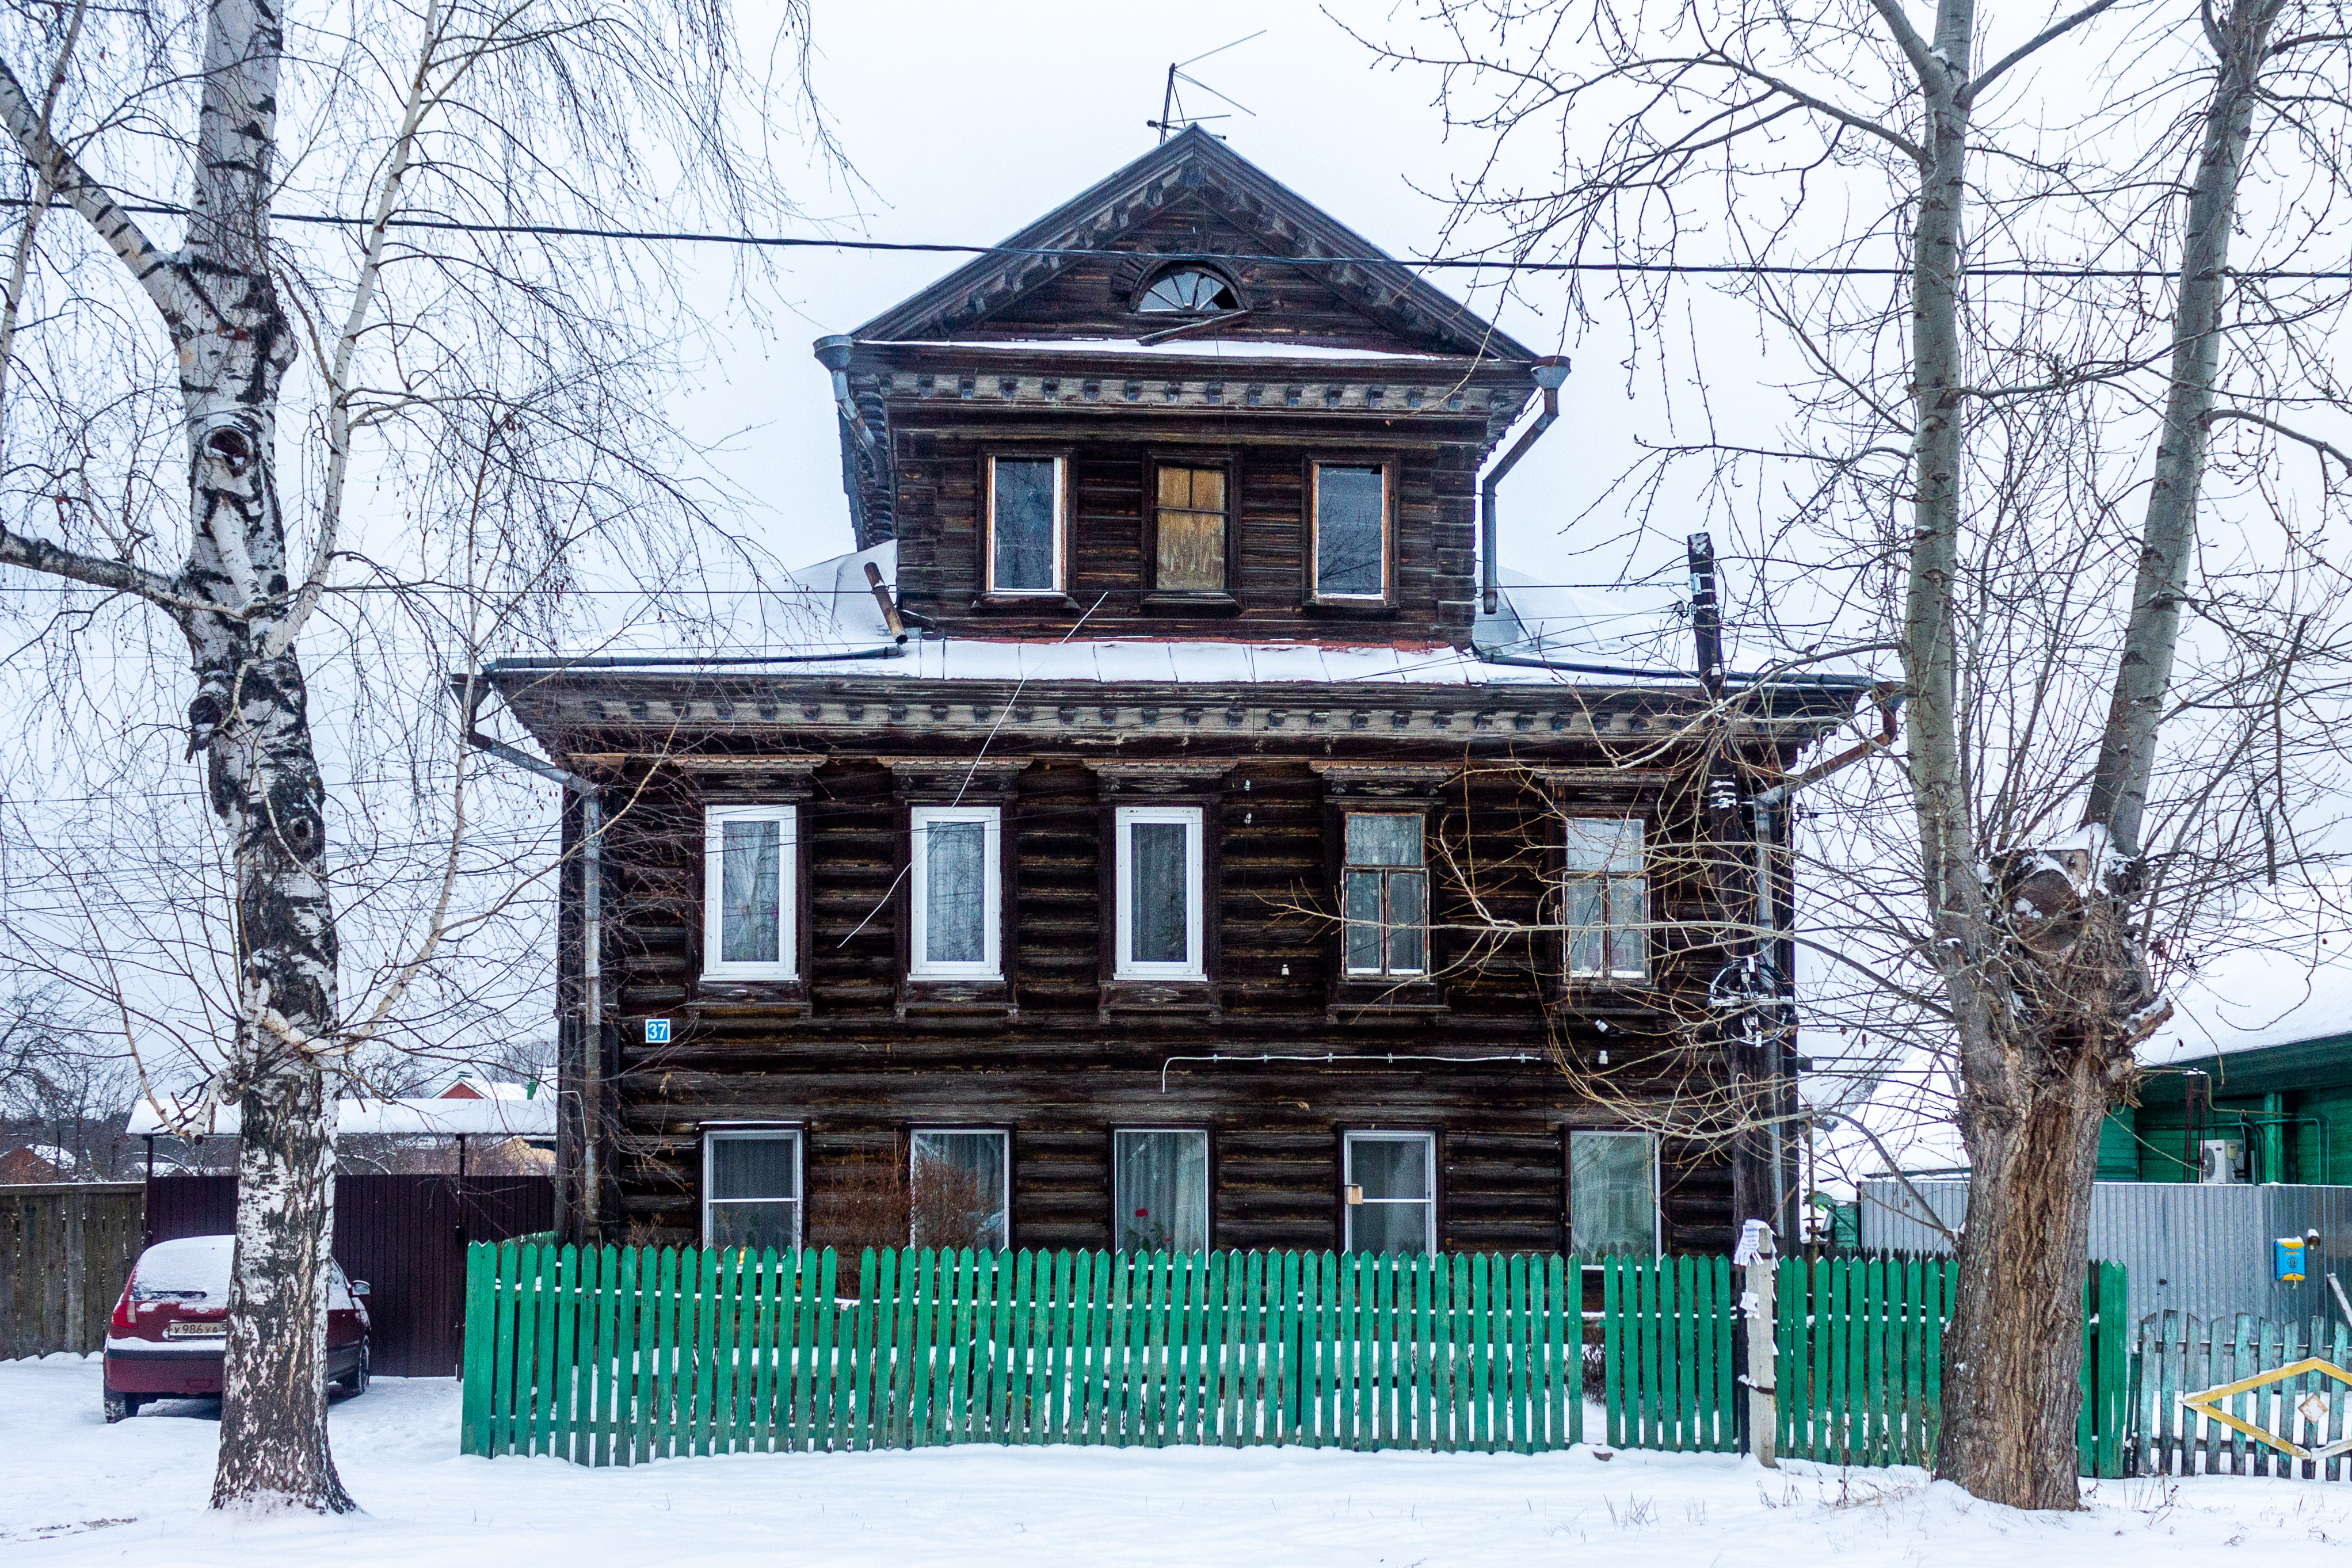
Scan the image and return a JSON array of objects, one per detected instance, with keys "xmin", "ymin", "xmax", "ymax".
[{"xmin": 4, "ymin": 1355, "xmax": 2349, "ymax": 1566}]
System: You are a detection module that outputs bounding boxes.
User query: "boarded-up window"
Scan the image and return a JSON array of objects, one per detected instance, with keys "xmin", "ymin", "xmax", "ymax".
[
  {"xmin": 1313, "ymin": 463, "xmax": 1386, "ymax": 600},
  {"xmin": 1154, "ymin": 464, "xmax": 1228, "ymax": 592},
  {"xmin": 988, "ymin": 456, "xmax": 1061, "ymax": 594}
]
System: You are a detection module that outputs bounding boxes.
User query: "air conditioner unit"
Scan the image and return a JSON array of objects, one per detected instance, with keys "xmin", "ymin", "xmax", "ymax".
[{"xmin": 2198, "ymin": 1138, "xmax": 2248, "ymax": 1185}]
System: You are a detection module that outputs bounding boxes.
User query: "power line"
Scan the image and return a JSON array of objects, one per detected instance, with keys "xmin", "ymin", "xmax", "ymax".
[{"xmin": 12, "ymin": 199, "xmax": 2348, "ymax": 283}]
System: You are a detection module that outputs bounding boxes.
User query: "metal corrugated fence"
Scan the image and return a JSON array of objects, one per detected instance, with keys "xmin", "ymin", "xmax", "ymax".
[{"xmin": 1859, "ymin": 1179, "xmax": 2352, "ymax": 1327}]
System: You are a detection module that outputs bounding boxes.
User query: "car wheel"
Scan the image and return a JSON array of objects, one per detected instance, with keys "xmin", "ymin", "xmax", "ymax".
[
  {"xmin": 345, "ymin": 1344, "xmax": 369, "ymax": 1397},
  {"xmin": 103, "ymin": 1390, "xmax": 135, "ymax": 1424}
]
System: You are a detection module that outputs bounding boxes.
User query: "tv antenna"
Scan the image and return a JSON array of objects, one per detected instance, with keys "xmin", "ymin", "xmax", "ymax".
[{"xmin": 1149, "ymin": 31, "xmax": 1264, "ymax": 143}]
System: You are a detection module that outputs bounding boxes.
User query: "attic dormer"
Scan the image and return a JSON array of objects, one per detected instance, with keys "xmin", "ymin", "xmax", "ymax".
[{"xmin": 819, "ymin": 129, "xmax": 1553, "ymax": 650}]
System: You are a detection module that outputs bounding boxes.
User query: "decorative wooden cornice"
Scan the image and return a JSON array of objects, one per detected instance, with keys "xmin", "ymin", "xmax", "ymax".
[
  {"xmin": 1309, "ymin": 761, "xmax": 1461, "ymax": 799},
  {"xmin": 1086, "ymin": 758, "xmax": 1233, "ymax": 795}
]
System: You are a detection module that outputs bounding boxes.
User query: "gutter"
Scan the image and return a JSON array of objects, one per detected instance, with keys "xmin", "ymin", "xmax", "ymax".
[
  {"xmin": 480, "ymin": 645, "xmax": 902, "ymax": 674},
  {"xmin": 459, "ymin": 697, "xmax": 606, "ymax": 1245},
  {"xmin": 813, "ymin": 334, "xmax": 877, "ymax": 455},
  {"xmin": 1480, "ymin": 357, "xmax": 1572, "ymax": 616}
]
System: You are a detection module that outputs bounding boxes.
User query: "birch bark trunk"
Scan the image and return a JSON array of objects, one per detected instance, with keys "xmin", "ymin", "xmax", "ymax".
[{"xmin": 0, "ymin": 0, "xmax": 351, "ymax": 1512}]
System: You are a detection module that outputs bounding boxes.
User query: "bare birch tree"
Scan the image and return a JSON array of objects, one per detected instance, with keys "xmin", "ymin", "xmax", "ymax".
[
  {"xmin": 1361, "ymin": 0, "xmax": 2352, "ymax": 1507},
  {"xmin": 0, "ymin": 0, "xmax": 833, "ymax": 1513}
]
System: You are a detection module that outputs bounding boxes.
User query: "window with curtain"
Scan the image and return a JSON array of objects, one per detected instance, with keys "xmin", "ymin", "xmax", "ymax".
[
  {"xmin": 1569, "ymin": 1130, "xmax": 1658, "ymax": 1257},
  {"xmin": 988, "ymin": 455, "xmax": 1062, "ymax": 594},
  {"xmin": 1312, "ymin": 463, "xmax": 1386, "ymax": 600},
  {"xmin": 1344, "ymin": 1131, "xmax": 1435, "ymax": 1255},
  {"xmin": 909, "ymin": 806, "xmax": 1000, "ymax": 979},
  {"xmin": 702, "ymin": 804, "xmax": 796, "ymax": 979},
  {"xmin": 1114, "ymin": 805, "xmax": 1204, "ymax": 979},
  {"xmin": 1562, "ymin": 818, "xmax": 1646, "ymax": 981},
  {"xmin": 909, "ymin": 1130, "xmax": 1009, "ymax": 1252},
  {"xmin": 1342, "ymin": 811, "xmax": 1427, "ymax": 977},
  {"xmin": 703, "ymin": 1130, "xmax": 800, "ymax": 1252},
  {"xmin": 1153, "ymin": 463, "xmax": 1228, "ymax": 592},
  {"xmin": 1114, "ymin": 1130, "xmax": 1210, "ymax": 1254}
]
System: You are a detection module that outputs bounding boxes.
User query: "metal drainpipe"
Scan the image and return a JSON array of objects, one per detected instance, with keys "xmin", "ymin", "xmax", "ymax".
[
  {"xmin": 1480, "ymin": 357, "xmax": 1572, "ymax": 617},
  {"xmin": 464, "ymin": 724, "xmax": 602, "ymax": 1243},
  {"xmin": 813, "ymin": 334, "xmax": 877, "ymax": 455}
]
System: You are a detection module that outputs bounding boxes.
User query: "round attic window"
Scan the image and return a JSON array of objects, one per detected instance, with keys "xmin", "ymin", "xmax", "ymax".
[{"xmin": 1135, "ymin": 266, "xmax": 1239, "ymax": 314}]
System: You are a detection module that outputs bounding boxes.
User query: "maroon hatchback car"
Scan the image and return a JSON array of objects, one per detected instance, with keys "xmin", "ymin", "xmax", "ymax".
[{"xmin": 104, "ymin": 1235, "xmax": 371, "ymax": 1421}]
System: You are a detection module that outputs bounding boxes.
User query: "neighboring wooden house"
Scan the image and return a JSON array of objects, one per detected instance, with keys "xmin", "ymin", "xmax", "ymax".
[{"xmin": 481, "ymin": 129, "xmax": 1859, "ymax": 1261}]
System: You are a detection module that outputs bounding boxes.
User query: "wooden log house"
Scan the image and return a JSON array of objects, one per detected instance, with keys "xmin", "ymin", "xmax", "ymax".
[{"xmin": 481, "ymin": 129, "xmax": 1858, "ymax": 1262}]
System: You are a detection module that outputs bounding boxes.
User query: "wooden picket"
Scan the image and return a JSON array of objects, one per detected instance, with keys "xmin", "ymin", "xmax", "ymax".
[
  {"xmin": 460, "ymin": 1242, "xmax": 1582, "ymax": 1462},
  {"xmin": 2134, "ymin": 1310, "xmax": 2352, "ymax": 1479}
]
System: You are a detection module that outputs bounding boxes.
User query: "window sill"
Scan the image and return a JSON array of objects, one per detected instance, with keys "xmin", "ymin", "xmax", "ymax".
[
  {"xmin": 1301, "ymin": 600, "xmax": 1398, "ymax": 618},
  {"xmin": 1099, "ymin": 979, "xmax": 1219, "ymax": 1025},
  {"xmin": 1140, "ymin": 592, "xmax": 1240, "ymax": 614},
  {"xmin": 896, "ymin": 977, "xmax": 1016, "ymax": 1023},
  {"xmin": 971, "ymin": 593, "xmax": 1079, "ymax": 612},
  {"xmin": 694, "ymin": 978, "xmax": 813, "ymax": 1019},
  {"xmin": 1326, "ymin": 979, "xmax": 1448, "ymax": 1022}
]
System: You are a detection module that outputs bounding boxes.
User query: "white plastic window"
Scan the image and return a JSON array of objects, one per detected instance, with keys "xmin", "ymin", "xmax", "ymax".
[
  {"xmin": 988, "ymin": 455, "xmax": 1064, "ymax": 594},
  {"xmin": 703, "ymin": 804, "xmax": 797, "ymax": 980},
  {"xmin": 703, "ymin": 1130, "xmax": 802, "ymax": 1253},
  {"xmin": 1114, "ymin": 805, "xmax": 1204, "ymax": 980},
  {"xmin": 910, "ymin": 806, "xmax": 1001, "ymax": 979},
  {"xmin": 1344, "ymin": 1131, "xmax": 1435, "ymax": 1256},
  {"xmin": 1115, "ymin": 1129, "xmax": 1210, "ymax": 1254},
  {"xmin": 1563, "ymin": 818, "xmax": 1646, "ymax": 981},
  {"xmin": 910, "ymin": 1129, "xmax": 1010, "ymax": 1252}
]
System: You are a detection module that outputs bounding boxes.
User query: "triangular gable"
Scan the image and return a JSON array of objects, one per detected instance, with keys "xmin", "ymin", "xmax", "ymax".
[{"xmin": 853, "ymin": 127, "xmax": 1534, "ymax": 361}]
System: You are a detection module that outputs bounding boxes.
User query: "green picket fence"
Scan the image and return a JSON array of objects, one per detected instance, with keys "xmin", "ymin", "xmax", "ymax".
[
  {"xmin": 460, "ymin": 1241, "xmax": 1584, "ymax": 1463},
  {"xmin": 1600, "ymin": 1256, "xmax": 2129, "ymax": 1476},
  {"xmin": 1596, "ymin": 1254, "xmax": 1738, "ymax": 1452}
]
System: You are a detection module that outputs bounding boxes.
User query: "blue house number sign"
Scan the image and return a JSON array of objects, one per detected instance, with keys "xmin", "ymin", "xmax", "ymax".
[{"xmin": 645, "ymin": 1018, "xmax": 671, "ymax": 1044}]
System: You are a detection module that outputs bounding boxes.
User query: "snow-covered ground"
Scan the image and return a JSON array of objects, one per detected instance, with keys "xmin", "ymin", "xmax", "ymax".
[{"xmin": 6, "ymin": 1355, "xmax": 2351, "ymax": 1565}]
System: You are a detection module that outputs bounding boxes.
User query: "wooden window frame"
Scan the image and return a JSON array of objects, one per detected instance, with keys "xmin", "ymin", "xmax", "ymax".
[
  {"xmin": 886, "ymin": 758, "xmax": 1024, "ymax": 1021},
  {"xmin": 1110, "ymin": 1126, "xmax": 1215, "ymax": 1254},
  {"xmin": 908, "ymin": 1126, "xmax": 1013, "ymax": 1252},
  {"xmin": 1314, "ymin": 763, "xmax": 1452, "ymax": 1018},
  {"xmin": 1564, "ymin": 1126, "xmax": 1662, "ymax": 1260},
  {"xmin": 978, "ymin": 448, "xmax": 1075, "ymax": 605},
  {"xmin": 1141, "ymin": 447, "xmax": 1241, "ymax": 612},
  {"xmin": 700, "ymin": 1124, "xmax": 805, "ymax": 1251},
  {"xmin": 1556, "ymin": 815, "xmax": 1651, "ymax": 988},
  {"xmin": 1303, "ymin": 452, "xmax": 1399, "ymax": 611},
  {"xmin": 1340, "ymin": 1128, "xmax": 1438, "ymax": 1256},
  {"xmin": 699, "ymin": 802, "xmax": 802, "ymax": 983}
]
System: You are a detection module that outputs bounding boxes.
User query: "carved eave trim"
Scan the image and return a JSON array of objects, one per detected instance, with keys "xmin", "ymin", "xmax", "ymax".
[
  {"xmin": 1528, "ymin": 768, "xmax": 1679, "ymax": 788},
  {"xmin": 1088, "ymin": 758, "xmax": 1232, "ymax": 796},
  {"xmin": 670, "ymin": 756, "xmax": 826, "ymax": 773},
  {"xmin": 883, "ymin": 754, "xmax": 1031, "ymax": 800},
  {"xmin": 880, "ymin": 756, "xmax": 1033, "ymax": 776},
  {"xmin": 1309, "ymin": 761, "xmax": 1461, "ymax": 800}
]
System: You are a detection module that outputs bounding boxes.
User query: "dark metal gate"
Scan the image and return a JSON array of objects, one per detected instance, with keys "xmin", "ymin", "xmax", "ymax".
[{"xmin": 144, "ymin": 1173, "xmax": 552, "ymax": 1376}]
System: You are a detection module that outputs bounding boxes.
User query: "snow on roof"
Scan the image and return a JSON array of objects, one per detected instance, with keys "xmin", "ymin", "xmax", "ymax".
[
  {"xmin": 856, "ymin": 338, "xmax": 1491, "ymax": 364},
  {"xmin": 2138, "ymin": 880, "xmax": 2352, "ymax": 1065},
  {"xmin": 703, "ymin": 544, "xmax": 1703, "ymax": 690},
  {"xmin": 126, "ymin": 1092, "xmax": 555, "ymax": 1139}
]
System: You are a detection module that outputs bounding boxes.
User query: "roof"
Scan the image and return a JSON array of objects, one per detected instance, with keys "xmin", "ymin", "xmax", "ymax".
[
  {"xmin": 852, "ymin": 127, "xmax": 1537, "ymax": 361},
  {"xmin": 548, "ymin": 540, "xmax": 1709, "ymax": 691},
  {"xmin": 2136, "ymin": 878, "xmax": 2352, "ymax": 1084},
  {"xmin": 127, "ymin": 1092, "xmax": 555, "ymax": 1139}
]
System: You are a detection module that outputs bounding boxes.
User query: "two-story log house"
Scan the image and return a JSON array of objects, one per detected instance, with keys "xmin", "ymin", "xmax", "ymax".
[{"xmin": 479, "ymin": 129, "xmax": 1857, "ymax": 1261}]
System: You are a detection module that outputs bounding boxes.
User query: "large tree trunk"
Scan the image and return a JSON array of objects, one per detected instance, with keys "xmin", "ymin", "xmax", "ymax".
[{"xmin": 1935, "ymin": 0, "xmax": 2275, "ymax": 1510}]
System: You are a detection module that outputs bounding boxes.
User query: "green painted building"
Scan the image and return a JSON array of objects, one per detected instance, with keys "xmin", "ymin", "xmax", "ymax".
[{"xmin": 2107, "ymin": 1031, "xmax": 2352, "ymax": 1184}]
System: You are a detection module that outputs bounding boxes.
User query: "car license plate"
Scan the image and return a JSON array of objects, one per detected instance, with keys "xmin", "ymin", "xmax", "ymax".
[{"xmin": 163, "ymin": 1321, "xmax": 225, "ymax": 1339}]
